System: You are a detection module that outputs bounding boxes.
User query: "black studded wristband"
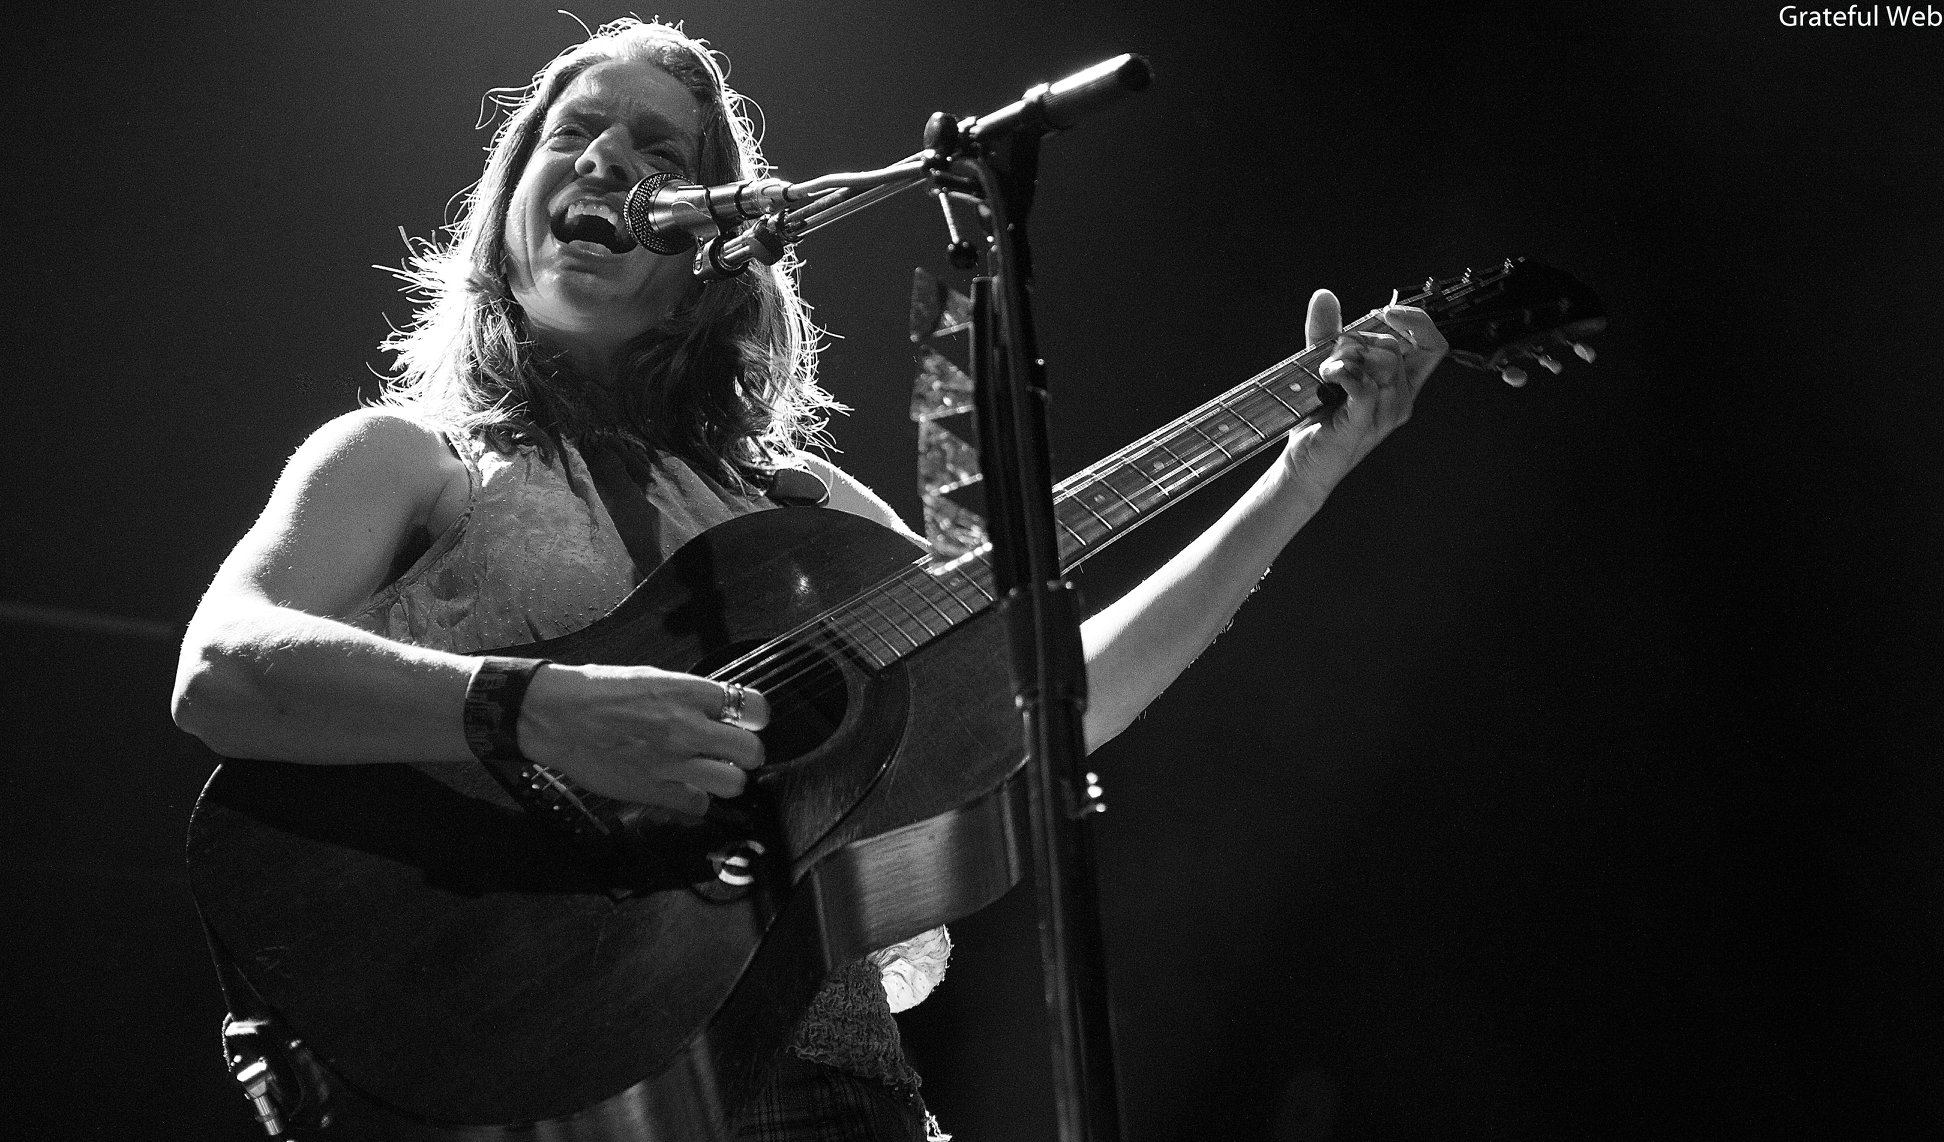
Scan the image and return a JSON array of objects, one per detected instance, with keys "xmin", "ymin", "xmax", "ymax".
[
  {"xmin": 462, "ymin": 656, "xmax": 551, "ymax": 764},
  {"xmin": 463, "ymin": 657, "xmax": 613, "ymax": 839}
]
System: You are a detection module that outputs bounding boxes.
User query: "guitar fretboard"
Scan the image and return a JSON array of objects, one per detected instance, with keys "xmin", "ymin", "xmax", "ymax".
[{"xmin": 813, "ymin": 318, "xmax": 1382, "ymax": 671}]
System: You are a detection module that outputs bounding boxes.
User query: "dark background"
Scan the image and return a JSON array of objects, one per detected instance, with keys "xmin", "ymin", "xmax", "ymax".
[{"xmin": 8, "ymin": 1, "xmax": 1941, "ymax": 1138}]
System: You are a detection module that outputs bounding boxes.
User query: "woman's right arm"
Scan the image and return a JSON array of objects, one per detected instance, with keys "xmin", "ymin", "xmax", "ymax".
[{"xmin": 171, "ymin": 410, "xmax": 764, "ymax": 814}]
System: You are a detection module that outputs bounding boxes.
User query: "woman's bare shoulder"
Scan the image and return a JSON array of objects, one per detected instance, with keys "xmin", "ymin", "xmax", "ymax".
[{"xmin": 794, "ymin": 453, "xmax": 924, "ymax": 547}]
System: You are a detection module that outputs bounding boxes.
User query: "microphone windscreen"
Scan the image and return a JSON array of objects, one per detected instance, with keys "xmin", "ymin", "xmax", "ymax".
[{"xmin": 623, "ymin": 173, "xmax": 700, "ymax": 255}]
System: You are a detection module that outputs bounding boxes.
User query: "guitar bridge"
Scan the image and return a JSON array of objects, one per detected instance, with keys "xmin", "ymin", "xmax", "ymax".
[{"xmin": 474, "ymin": 755, "xmax": 619, "ymax": 839}]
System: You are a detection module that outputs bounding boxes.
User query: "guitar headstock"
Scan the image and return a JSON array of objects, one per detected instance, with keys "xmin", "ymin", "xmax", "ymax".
[{"xmin": 1408, "ymin": 258, "xmax": 1607, "ymax": 386}]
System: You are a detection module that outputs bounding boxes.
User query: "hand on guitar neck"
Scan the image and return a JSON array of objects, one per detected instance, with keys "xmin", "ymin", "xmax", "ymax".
[{"xmin": 1273, "ymin": 288, "xmax": 1450, "ymax": 496}]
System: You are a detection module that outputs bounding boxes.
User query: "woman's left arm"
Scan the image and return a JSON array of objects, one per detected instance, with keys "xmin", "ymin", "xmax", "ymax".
[
  {"xmin": 1079, "ymin": 289, "xmax": 1446, "ymax": 749},
  {"xmin": 811, "ymin": 287, "xmax": 1447, "ymax": 752}
]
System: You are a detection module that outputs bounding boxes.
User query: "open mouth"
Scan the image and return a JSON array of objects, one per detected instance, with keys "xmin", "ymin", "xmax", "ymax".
[{"xmin": 550, "ymin": 204, "xmax": 638, "ymax": 254}]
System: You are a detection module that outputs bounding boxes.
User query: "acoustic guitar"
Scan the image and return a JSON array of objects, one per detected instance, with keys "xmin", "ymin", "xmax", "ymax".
[{"xmin": 187, "ymin": 258, "xmax": 1603, "ymax": 1138}]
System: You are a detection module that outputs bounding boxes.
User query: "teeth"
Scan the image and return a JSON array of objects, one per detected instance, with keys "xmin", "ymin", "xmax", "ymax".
[
  {"xmin": 565, "ymin": 200, "xmax": 620, "ymax": 225},
  {"xmin": 552, "ymin": 198, "xmax": 636, "ymax": 254}
]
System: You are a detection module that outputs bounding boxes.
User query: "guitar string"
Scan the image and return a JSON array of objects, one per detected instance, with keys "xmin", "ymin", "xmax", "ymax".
[
  {"xmin": 703, "ymin": 321, "xmax": 1381, "ymax": 704},
  {"xmin": 703, "ymin": 291, "xmax": 1446, "ymax": 704},
  {"xmin": 564, "ymin": 292, "xmax": 1502, "ymax": 818},
  {"xmin": 1054, "ymin": 309, "xmax": 1389, "ymax": 490},
  {"xmin": 700, "ymin": 310, "xmax": 1397, "ymax": 704},
  {"xmin": 532, "ymin": 303, "xmax": 1455, "ymax": 828}
]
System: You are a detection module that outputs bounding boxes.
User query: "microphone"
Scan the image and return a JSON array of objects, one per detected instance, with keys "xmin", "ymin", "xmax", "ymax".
[
  {"xmin": 623, "ymin": 172, "xmax": 808, "ymax": 255},
  {"xmin": 623, "ymin": 53, "xmax": 1153, "ymax": 265}
]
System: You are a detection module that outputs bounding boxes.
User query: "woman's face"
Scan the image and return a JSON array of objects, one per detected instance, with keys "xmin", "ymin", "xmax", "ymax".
[{"xmin": 504, "ymin": 57, "xmax": 706, "ymax": 363}]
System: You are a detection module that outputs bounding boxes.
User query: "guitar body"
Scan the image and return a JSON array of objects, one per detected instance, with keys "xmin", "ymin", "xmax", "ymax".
[{"xmin": 187, "ymin": 508, "xmax": 1031, "ymax": 1138}]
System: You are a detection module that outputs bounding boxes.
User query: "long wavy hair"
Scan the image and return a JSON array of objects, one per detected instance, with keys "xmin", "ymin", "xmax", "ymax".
[{"xmin": 376, "ymin": 18, "xmax": 835, "ymax": 488}]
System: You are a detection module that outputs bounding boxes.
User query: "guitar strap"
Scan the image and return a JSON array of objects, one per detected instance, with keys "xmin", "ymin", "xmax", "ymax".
[{"xmin": 765, "ymin": 466, "xmax": 833, "ymax": 508}]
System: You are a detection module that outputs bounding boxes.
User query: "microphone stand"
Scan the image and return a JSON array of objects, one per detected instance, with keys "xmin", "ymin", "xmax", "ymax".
[
  {"xmin": 689, "ymin": 160, "xmax": 931, "ymax": 279},
  {"xmin": 921, "ymin": 56, "xmax": 1149, "ymax": 1142},
  {"xmin": 686, "ymin": 57, "xmax": 1151, "ymax": 1140},
  {"xmin": 953, "ymin": 127, "xmax": 1123, "ymax": 1142}
]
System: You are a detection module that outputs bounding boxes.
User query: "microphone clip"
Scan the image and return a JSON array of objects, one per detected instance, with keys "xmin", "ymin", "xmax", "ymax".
[{"xmin": 693, "ymin": 217, "xmax": 790, "ymax": 283}]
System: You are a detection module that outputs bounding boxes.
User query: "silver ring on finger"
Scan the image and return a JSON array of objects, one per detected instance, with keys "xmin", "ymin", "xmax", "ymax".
[{"xmin": 718, "ymin": 681, "xmax": 748, "ymax": 725}]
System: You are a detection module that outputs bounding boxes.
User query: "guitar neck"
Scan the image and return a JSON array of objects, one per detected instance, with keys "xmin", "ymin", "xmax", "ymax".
[
  {"xmin": 816, "ymin": 312, "xmax": 1393, "ymax": 672},
  {"xmin": 1047, "ymin": 321, "xmax": 1371, "ymax": 564}
]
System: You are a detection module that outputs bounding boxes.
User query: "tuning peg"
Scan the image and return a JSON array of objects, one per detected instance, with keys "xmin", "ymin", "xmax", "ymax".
[
  {"xmin": 1499, "ymin": 364, "xmax": 1529, "ymax": 387},
  {"xmin": 1552, "ymin": 331, "xmax": 1597, "ymax": 364},
  {"xmin": 1533, "ymin": 351, "xmax": 1565, "ymax": 375}
]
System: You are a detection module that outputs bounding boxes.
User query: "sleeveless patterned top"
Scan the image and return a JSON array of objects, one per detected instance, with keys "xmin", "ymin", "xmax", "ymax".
[{"xmin": 344, "ymin": 428, "xmax": 948, "ymax": 1095}]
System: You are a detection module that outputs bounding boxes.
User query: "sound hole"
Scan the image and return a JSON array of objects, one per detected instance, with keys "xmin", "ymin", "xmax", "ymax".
[{"xmin": 693, "ymin": 637, "xmax": 850, "ymax": 766}]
